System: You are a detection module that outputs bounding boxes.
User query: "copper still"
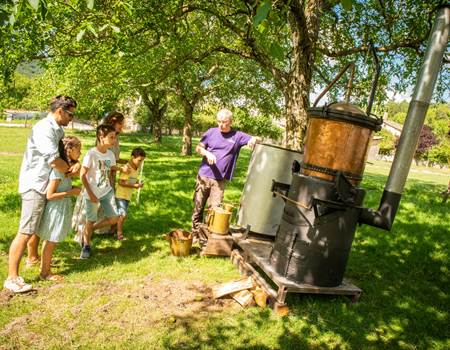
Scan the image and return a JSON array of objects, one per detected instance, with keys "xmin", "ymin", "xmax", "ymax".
[{"xmin": 302, "ymin": 102, "xmax": 381, "ymax": 185}]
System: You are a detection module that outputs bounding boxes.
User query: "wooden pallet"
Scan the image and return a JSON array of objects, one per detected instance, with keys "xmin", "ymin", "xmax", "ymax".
[{"xmin": 231, "ymin": 235, "xmax": 362, "ymax": 311}]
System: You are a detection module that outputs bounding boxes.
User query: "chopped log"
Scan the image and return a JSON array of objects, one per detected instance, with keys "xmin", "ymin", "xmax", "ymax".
[
  {"xmin": 251, "ymin": 288, "xmax": 268, "ymax": 308},
  {"xmin": 212, "ymin": 277, "xmax": 255, "ymax": 299},
  {"xmin": 231, "ymin": 289, "xmax": 255, "ymax": 307}
]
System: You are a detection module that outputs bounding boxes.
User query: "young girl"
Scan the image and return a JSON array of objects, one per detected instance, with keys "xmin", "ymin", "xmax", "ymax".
[
  {"xmin": 80, "ymin": 124, "xmax": 121, "ymax": 259},
  {"xmin": 38, "ymin": 136, "xmax": 82, "ymax": 281},
  {"xmin": 115, "ymin": 147, "xmax": 146, "ymax": 240}
]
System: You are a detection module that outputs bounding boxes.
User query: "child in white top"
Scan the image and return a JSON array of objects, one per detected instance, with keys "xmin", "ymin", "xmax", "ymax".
[{"xmin": 80, "ymin": 124, "xmax": 123, "ymax": 259}]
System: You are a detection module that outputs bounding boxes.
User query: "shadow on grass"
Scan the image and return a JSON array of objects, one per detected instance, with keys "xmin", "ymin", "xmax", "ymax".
[
  {"xmin": 0, "ymin": 134, "xmax": 448, "ymax": 348},
  {"xmin": 155, "ymin": 172, "xmax": 449, "ymax": 349}
]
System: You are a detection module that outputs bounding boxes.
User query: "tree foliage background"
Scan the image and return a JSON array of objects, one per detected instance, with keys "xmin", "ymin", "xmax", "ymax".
[{"xmin": 0, "ymin": 0, "xmax": 448, "ymax": 158}]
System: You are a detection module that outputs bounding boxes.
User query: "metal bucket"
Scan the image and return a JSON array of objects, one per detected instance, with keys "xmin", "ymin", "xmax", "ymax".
[
  {"xmin": 208, "ymin": 207, "xmax": 232, "ymax": 234},
  {"xmin": 166, "ymin": 229, "xmax": 192, "ymax": 257},
  {"xmin": 237, "ymin": 143, "xmax": 302, "ymax": 236}
]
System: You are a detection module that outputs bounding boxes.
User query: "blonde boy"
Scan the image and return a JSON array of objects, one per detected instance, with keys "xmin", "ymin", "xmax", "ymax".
[{"xmin": 115, "ymin": 147, "xmax": 146, "ymax": 240}]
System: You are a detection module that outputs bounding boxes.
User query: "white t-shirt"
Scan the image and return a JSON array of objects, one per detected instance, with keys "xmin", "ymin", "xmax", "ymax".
[{"xmin": 82, "ymin": 148, "xmax": 116, "ymax": 199}]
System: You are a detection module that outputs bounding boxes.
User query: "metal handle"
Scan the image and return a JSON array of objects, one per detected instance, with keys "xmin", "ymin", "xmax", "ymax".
[{"xmin": 313, "ymin": 62, "xmax": 356, "ymax": 107}]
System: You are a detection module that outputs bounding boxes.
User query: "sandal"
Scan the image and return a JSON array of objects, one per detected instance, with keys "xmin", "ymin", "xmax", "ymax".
[
  {"xmin": 117, "ymin": 232, "xmax": 126, "ymax": 241},
  {"xmin": 39, "ymin": 274, "xmax": 64, "ymax": 282},
  {"xmin": 25, "ymin": 258, "xmax": 40, "ymax": 268}
]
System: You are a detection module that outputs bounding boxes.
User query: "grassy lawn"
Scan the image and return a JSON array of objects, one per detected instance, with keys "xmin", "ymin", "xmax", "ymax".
[{"xmin": 0, "ymin": 126, "xmax": 449, "ymax": 349}]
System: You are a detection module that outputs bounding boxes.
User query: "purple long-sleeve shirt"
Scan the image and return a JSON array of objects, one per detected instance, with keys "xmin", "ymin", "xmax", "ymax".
[{"xmin": 197, "ymin": 127, "xmax": 252, "ymax": 181}]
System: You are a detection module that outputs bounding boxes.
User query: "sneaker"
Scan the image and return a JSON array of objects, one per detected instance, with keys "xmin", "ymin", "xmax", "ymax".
[
  {"xmin": 80, "ymin": 245, "xmax": 91, "ymax": 259},
  {"xmin": 3, "ymin": 276, "xmax": 32, "ymax": 293}
]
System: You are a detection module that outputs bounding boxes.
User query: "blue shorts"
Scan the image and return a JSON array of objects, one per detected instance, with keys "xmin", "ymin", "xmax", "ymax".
[
  {"xmin": 115, "ymin": 198, "xmax": 129, "ymax": 216},
  {"xmin": 85, "ymin": 189, "xmax": 118, "ymax": 222}
]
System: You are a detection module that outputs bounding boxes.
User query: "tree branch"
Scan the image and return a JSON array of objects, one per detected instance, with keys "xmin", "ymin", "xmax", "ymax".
[
  {"xmin": 173, "ymin": 3, "xmax": 287, "ymax": 88},
  {"xmin": 318, "ymin": 37, "xmax": 426, "ymax": 57}
]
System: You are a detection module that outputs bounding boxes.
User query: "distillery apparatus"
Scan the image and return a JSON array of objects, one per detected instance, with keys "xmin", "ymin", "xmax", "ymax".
[
  {"xmin": 231, "ymin": 4, "xmax": 449, "ymax": 303},
  {"xmin": 237, "ymin": 143, "xmax": 302, "ymax": 237}
]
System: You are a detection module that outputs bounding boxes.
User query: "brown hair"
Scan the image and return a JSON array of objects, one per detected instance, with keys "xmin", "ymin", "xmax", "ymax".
[
  {"xmin": 131, "ymin": 147, "xmax": 146, "ymax": 158},
  {"xmin": 58, "ymin": 136, "xmax": 81, "ymax": 166},
  {"xmin": 102, "ymin": 111, "xmax": 124, "ymax": 126},
  {"xmin": 50, "ymin": 95, "xmax": 77, "ymax": 112},
  {"xmin": 96, "ymin": 124, "xmax": 116, "ymax": 142}
]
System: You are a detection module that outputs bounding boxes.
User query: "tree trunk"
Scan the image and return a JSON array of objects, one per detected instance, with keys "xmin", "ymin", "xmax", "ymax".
[
  {"xmin": 181, "ymin": 101, "xmax": 194, "ymax": 155},
  {"xmin": 140, "ymin": 88, "xmax": 167, "ymax": 144},
  {"xmin": 153, "ymin": 117, "xmax": 162, "ymax": 143},
  {"xmin": 283, "ymin": 77, "xmax": 310, "ymax": 150},
  {"xmin": 281, "ymin": 0, "xmax": 323, "ymax": 150}
]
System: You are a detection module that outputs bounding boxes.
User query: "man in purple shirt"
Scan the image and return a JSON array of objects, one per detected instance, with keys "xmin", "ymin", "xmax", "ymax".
[{"xmin": 192, "ymin": 108, "xmax": 257, "ymax": 237}]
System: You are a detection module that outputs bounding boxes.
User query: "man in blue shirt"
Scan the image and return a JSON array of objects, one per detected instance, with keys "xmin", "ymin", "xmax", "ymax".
[{"xmin": 4, "ymin": 95, "xmax": 80, "ymax": 293}]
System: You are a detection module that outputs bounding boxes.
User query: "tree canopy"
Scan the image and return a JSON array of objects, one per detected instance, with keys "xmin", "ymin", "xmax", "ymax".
[{"xmin": 1, "ymin": 0, "xmax": 448, "ymax": 153}]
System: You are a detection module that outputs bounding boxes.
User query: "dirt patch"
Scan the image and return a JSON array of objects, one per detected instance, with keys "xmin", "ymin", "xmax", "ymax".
[
  {"xmin": 131, "ymin": 276, "xmax": 238, "ymax": 318},
  {"xmin": 0, "ymin": 275, "xmax": 242, "ymax": 348}
]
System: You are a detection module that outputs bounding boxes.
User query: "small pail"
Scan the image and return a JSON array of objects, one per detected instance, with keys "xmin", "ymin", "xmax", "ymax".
[
  {"xmin": 208, "ymin": 207, "xmax": 231, "ymax": 235},
  {"xmin": 166, "ymin": 229, "xmax": 192, "ymax": 257}
]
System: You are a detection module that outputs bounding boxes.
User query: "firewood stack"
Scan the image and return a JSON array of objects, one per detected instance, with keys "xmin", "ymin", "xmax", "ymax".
[{"xmin": 212, "ymin": 277, "xmax": 268, "ymax": 308}]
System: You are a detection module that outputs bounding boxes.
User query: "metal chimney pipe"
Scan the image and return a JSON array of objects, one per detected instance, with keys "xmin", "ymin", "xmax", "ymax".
[{"xmin": 360, "ymin": 4, "xmax": 450, "ymax": 230}]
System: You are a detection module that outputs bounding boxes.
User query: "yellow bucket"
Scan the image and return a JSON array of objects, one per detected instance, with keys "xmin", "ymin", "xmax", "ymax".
[
  {"xmin": 166, "ymin": 229, "xmax": 192, "ymax": 257},
  {"xmin": 208, "ymin": 207, "xmax": 232, "ymax": 235}
]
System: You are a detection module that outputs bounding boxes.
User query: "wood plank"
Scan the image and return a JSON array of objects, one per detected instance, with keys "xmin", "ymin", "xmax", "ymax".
[
  {"xmin": 212, "ymin": 277, "xmax": 254, "ymax": 299},
  {"xmin": 231, "ymin": 289, "xmax": 255, "ymax": 307},
  {"xmin": 230, "ymin": 250, "xmax": 279, "ymax": 301}
]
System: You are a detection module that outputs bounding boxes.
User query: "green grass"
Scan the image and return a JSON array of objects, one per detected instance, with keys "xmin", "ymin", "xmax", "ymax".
[{"xmin": 0, "ymin": 126, "xmax": 449, "ymax": 349}]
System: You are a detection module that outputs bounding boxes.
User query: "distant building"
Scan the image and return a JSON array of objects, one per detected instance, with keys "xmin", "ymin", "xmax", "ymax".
[
  {"xmin": 368, "ymin": 136, "xmax": 382, "ymax": 161},
  {"xmin": 382, "ymin": 112, "xmax": 403, "ymax": 137},
  {"xmin": 2, "ymin": 109, "xmax": 95, "ymax": 131},
  {"xmin": 4, "ymin": 109, "xmax": 46, "ymax": 121}
]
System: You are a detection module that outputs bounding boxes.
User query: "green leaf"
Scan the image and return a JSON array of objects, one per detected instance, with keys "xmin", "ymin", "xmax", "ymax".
[
  {"xmin": 76, "ymin": 29, "xmax": 86, "ymax": 42},
  {"xmin": 86, "ymin": 23, "xmax": 98, "ymax": 38},
  {"xmin": 87, "ymin": 0, "xmax": 94, "ymax": 10},
  {"xmin": 257, "ymin": 20, "xmax": 268, "ymax": 34},
  {"xmin": 27, "ymin": 0, "xmax": 39, "ymax": 11},
  {"xmin": 110, "ymin": 25, "xmax": 120, "ymax": 33},
  {"xmin": 253, "ymin": 0, "xmax": 271, "ymax": 28},
  {"xmin": 39, "ymin": 0, "xmax": 47, "ymax": 20},
  {"xmin": 269, "ymin": 42, "xmax": 284, "ymax": 61},
  {"xmin": 121, "ymin": 2, "xmax": 134, "ymax": 16},
  {"xmin": 341, "ymin": 0, "xmax": 352, "ymax": 11}
]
